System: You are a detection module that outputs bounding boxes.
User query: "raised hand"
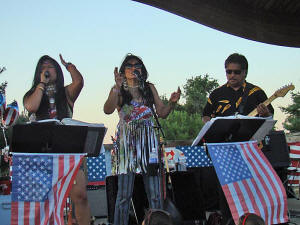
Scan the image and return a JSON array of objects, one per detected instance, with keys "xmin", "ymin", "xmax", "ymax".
[
  {"xmin": 59, "ymin": 54, "xmax": 75, "ymax": 71},
  {"xmin": 59, "ymin": 54, "xmax": 67, "ymax": 67},
  {"xmin": 114, "ymin": 67, "xmax": 123, "ymax": 89},
  {"xmin": 169, "ymin": 87, "xmax": 181, "ymax": 103}
]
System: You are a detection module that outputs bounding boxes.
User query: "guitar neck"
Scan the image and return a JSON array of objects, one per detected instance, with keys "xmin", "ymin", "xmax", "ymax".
[{"xmin": 248, "ymin": 94, "xmax": 276, "ymax": 117}]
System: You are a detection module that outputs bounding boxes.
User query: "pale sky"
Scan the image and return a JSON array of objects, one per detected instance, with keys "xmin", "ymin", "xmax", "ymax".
[{"xmin": 1, "ymin": 1, "xmax": 299, "ymax": 143}]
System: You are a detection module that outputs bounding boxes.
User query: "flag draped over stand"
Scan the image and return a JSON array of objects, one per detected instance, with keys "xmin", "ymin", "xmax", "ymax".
[
  {"xmin": 287, "ymin": 142, "xmax": 300, "ymax": 186},
  {"xmin": 11, "ymin": 153, "xmax": 85, "ymax": 225},
  {"xmin": 207, "ymin": 141, "xmax": 288, "ymax": 225}
]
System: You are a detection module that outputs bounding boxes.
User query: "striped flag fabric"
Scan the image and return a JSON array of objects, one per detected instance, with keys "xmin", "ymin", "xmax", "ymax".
[
  {"xmin": 207, "ymin": 141, "xmax": 288, "ymax": 225},
  {"xmin": 287, "ymin": 142, "xmax": 300, "ymax": 186},
  {"xmin": 11, "ymin": 153, "xmax": 85, "ymax": 225},
  {"xmin": 0, "ymin": 92, "xmax": 6, "ymax": 119},
  {"xmin": 3, "ymin": 100, "xmax": 19, "ymax": 128}
]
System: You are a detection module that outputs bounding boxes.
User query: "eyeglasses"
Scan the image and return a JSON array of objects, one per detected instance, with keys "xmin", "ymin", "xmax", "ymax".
[
  {"xmin": 125, "ymin": 63, "xmax": 142, "ymax": 69},
  {"xmin": 226, "ymin": 69, "xmax": 242, "ymax": 75}
]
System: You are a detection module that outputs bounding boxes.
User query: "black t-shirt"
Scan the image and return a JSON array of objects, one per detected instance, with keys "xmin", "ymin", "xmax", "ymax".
[{"xmin": 202, "ymin": 82, "xmax": 274, "ymax": 117}]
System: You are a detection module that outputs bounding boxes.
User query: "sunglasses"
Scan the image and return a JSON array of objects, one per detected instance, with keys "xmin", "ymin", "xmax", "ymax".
[
  {"xmin": 226, "ymin": 69, "xmax": 242, "ymax": 75},
  {"xmin": 125, "ymin": 63, "xmax": 142, "ymax": 69}
]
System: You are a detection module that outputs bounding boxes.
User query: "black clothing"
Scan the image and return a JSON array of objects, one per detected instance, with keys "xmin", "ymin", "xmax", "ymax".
[
  {"xmin": 35, "ymin": 87, "xmax": 73, "ymax": 120},
  {"xmin": 203, "ymin": 82, "xmax": 274, "ymax": 118}
]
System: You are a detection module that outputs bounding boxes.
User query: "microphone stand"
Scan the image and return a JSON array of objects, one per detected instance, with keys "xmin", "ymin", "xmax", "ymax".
[
  {"xmin": 149, "ymin": 106, "xmax": 166, "ymax": 208},
  {"xmin": 150, "ymin": 106, "xmax": 176, "ymax": 208}
]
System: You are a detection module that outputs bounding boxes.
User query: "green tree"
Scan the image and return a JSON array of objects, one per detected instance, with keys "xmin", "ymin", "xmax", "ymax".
[
  {"xmin": 280, "ymin": 92, "xmax": 300, "ymax": 133},
  {"xmin": 158, "ymin": 74, "xmax": 219, "ymax": 141},
  {"xmin": 183, "ymin": 74, "xmax": 219, "ymax": 114},
  {"xmin": 159, "ymin": 110, "xmax": 204, "ymax": 140}
]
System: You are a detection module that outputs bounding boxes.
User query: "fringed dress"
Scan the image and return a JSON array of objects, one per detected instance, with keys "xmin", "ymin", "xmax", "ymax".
[{"xmin": 112, "ymin": 100, "xmax": 159, "ymax": 175}]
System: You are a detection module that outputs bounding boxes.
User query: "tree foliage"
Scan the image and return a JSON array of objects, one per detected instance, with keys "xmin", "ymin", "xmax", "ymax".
[
  {"xmin": 159, "ymin": 110, "xmax": 204, "ymax": 140},
  {"xmin": 183, "ymin": 74, "xmax": 219, "ymax": 114},
  {"xmin": 280, "ymin": 92, "xmax": 300, "ymax": 133},
  {"xmin": 159, "ymin": 74, "xmax": 219, "ymax": 140}
]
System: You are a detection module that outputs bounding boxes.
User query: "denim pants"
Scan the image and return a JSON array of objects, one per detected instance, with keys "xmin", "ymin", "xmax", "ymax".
[{"xmin": 113, "ymin": 172, "xmax": 162, "ymax": 225}]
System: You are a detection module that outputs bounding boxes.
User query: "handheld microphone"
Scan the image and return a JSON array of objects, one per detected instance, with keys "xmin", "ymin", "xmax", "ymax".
[
  {"xmin": 45, "ymin": 71, "xmax": 50, "ymax": 79},
  {"xmin": 133, "ymin": 70, "xmax": 144, "ymax": 81}
]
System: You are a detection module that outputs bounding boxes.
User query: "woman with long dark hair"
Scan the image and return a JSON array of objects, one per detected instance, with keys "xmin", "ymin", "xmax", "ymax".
[
  {"xmin": 104, "ymin": 53, "xmax": 181, "ymax": 225},
  {"xmin": 23, "ymin": 54, "xmax": 90, "ymax": 225}
]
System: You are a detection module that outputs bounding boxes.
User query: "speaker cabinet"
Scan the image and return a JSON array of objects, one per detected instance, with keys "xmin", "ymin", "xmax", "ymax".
[
  {"xmin": 86, "ymin": 185, "xmax": 107, "ymax": 217},
  {"xmin": 261, "ymin": 130, "xmax": 290, "ymax": 168},
  {"xmin": 169, "ymin": 171, "xmax": 206, "ymax": 221},
  {"xmin": 106, "ymin": 172, "xmax": 207, "ymax": 224}
]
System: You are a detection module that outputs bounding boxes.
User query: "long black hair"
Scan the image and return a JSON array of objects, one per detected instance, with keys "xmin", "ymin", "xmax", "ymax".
[
  {"xmin": 23, "ymin": 55, "xmax": 71, "ymax": 120},
  {"xmin": 119, "ymin": 53, "xmax": 154, "ymax": 107}
]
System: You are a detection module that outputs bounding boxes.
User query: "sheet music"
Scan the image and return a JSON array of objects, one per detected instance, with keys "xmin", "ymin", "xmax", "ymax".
[
  {"xmin": 27, "ymin": 119, "xmax": 63, "ymax": 124},
  {"xmin": 192, "ymin": 115, "xmax": 272, "ymax": 146},
  {"xmin": 61, "ymin": 118, "xmax": 105, "ymax": 127}
]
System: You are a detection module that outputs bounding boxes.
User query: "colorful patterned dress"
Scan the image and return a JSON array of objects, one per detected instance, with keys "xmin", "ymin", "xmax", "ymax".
[{"xmin": 112, "ymin": 100, "xmax": 159, "ymax": 175}]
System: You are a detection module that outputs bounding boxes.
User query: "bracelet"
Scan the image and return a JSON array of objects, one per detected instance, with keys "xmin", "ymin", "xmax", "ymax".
[
  {"xmin": 37, "ymin": 86, "xmax": 45, "ymax": 92},
  {"xmin": 39, "ymin": 82, "xmax": 46, "ymax": 86},
  {"xmin": 65, "ymin": 63, "xmax": 72, "ymax": 70},
  {"xmin": 112, "ymin": 87, "xmax": 120, "ymax": 94}
]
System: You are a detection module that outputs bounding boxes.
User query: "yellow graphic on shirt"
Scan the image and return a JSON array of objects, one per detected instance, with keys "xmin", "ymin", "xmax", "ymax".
[
  {"xmin": 221, "ymin": 104, "xmax": 231, "ymax": 114},
  {"xmin": 216, "ymin": 105, "xmax": 223, "ymax": 113},
  {"xmin": 218, "ymin": 100, "xmax": 230, "ymax": 103},
  {"xmin": 249, "ymin": 87, "xmax": 261, "ymax": 96},
  {"xmin": 236, "ymin": 97, "xmax": 242, "ymax": 108},
  {"xmin": 207, "ymin": 98, "xmax": 212, "ymax": 104}
]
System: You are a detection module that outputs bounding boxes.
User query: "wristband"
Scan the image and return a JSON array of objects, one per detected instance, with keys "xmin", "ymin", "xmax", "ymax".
[{"xmin": 65, "ymin": 63, "xmax": 72, "ymax": 70}]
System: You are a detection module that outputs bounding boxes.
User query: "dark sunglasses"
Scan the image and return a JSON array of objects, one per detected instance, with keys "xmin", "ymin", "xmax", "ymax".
[
  {"xmin": 226, "ymin": 69, "xmax": 242, "ymax": 75},
  {"xmin": 125, "ymin": 63, "xmax": 142, "ymax": 69}
]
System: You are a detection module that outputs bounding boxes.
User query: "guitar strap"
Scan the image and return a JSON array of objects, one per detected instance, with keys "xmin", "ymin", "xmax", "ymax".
[{"xmin": 237, "ymin": 83, "xmax": 251, "ymax": 115}]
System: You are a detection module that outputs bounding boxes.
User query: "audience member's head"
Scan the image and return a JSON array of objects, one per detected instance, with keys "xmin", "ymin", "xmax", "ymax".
[
  {"xmin": 238, "ymin": 213, "xmax": 266, "ymax": 225},
  {"xmin": 142, "ymin": 209, "xmax": 174, "ymax": 225}
]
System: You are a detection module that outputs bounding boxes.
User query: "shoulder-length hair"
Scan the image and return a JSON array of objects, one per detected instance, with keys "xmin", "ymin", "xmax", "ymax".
[
  {"xmin": 119, "ymin": 53, "xmax": 154, "ymax": 107},
  {"xmin": 23, "ymin": 55, "xmax": 70, "ymax": 120}
]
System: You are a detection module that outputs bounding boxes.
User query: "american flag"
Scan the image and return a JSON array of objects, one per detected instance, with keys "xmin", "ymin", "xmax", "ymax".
[
  {"xmin": 287, "ymin": 142, "xmax": 300, "ymax": 186},
  {"xmin": 86, "ymin": 153, "xmax": 107, "ymax": 185},
  {"xmin": 176, "ymin": 146, "xmax": 213, "ymax": 167},
  {"xmin": 3, "ymin": 100, "xmax": 19, "ymax": 128},
  {"xmin": 207, "ymin": 141, "xmax": 288, "ymax": 225},
  {"xmin": 11, "ymin": 153, "xmax": 85, "ymax": 225}
]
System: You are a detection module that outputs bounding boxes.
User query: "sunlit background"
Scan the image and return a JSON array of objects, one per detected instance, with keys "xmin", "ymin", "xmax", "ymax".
[{"xmin": 1, "ymin": 1, "xmax": 299, "ymax": 143}]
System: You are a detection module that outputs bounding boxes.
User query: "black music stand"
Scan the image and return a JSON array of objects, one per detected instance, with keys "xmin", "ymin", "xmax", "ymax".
[
  {"xmin": 192, "ymin": 116, "xmax": 274, "ymax": 146},
  {"xmin": 9, "ymin": 122, "xmax": 106, "ymax": 157}
]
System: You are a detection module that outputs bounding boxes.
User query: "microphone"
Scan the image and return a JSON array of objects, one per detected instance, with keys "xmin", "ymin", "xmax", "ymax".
[
  {"xmin": 45, "ymin": 71, "xmax": 50, "ymax": 79},
  {"xmin": 133, "ymin": 70, "xmax": 144, "ymax": 81}
]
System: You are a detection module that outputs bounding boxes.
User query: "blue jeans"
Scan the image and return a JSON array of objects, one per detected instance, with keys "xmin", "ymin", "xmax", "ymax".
[{"xmin": 113, "ymin": 172, "xmax": 162, "ymax": 225}]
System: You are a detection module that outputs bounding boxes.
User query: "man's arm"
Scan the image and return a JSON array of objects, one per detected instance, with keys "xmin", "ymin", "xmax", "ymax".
[{"xmin": 202, "ymin": 116, "xmax": 211, "ymax": 123}]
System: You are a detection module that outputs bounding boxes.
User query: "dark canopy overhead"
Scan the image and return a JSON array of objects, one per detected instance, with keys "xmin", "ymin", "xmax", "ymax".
[{"xmin": 133, "ymin": 0, "xmax": 300, "ymax": 48}]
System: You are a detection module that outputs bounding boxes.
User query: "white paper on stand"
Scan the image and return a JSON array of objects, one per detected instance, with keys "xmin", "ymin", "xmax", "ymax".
[{"xmin": 61, "ymin": 118, "xmax": 105, "ymax": 127}]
